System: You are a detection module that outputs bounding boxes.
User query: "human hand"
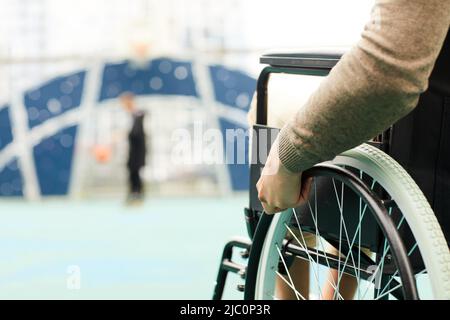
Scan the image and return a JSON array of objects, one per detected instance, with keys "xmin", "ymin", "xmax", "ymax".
[{"xmin": 256, "ymin": 138, "xmax": 312, "ymax": 214}]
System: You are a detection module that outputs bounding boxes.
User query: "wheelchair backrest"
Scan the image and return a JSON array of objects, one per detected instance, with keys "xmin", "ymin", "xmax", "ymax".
[{"xmin": 389, "ymin": 31, "xmax": 450, "ymax": 246}]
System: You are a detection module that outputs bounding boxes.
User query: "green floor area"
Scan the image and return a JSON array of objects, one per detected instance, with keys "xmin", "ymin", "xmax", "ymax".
[{"xmin": 0, "ymin": 196, "xmax": 248, "ymax": 299}]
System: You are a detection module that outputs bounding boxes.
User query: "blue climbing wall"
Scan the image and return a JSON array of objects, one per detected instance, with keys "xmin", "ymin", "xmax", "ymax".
[
  {"xmin": 33, "ymin": 125, "xmax": 78, "ymax": 196},
  {"xmin": 0, "ymin": 58, "xmax": 257, "ymax": 196},
  {"xmin": 219, "ymin": 118, "xmax": 251, "ymax": 191},
  {"xmin": 209, "ymin": 65, "xmax": 255, "ymax": 112},
  {"xmin": 0, "ymin": 105, "xmax": 13, "ymax": 151},
  {"xmin": 0, "ymin": 105, "xmax": 22, "ymax": 197},
  {"xmin": 0, "ymin": 159, "xmax": 23, "ymax": 197},
  {"xmin": 98, "ymin": 58, "xmax": 198, "ymax": 101},
  {"xmin": 210, "ymin": 65, "xmax": 256, "ymax": 191},
  {"xmin": 24, "ymin": 71, "xmax": 86, "ymax": 129}
]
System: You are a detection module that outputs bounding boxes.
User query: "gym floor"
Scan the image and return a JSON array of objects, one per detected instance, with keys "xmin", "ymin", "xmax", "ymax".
[
  {"xmin": 0, "ymin": 196, "xmax": 247, "ymax": 299},
  {"xmin": 0, "ymin": 196, "xmax": 434, "ymax": 300}
]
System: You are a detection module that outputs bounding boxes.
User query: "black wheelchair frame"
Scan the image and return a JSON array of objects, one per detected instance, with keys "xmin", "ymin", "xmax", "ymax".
[{"xmin": 213, "ymin": 52, "xmax": 417, "ymax": 300}]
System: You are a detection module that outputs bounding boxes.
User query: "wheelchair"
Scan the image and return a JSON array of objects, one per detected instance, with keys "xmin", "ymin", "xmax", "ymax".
[{"xmin": 213, "ymin": 51, "xmax": 450, "ymax": 300}]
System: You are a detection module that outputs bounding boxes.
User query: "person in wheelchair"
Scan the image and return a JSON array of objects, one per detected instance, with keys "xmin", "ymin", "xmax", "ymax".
[{"xmin": 251, "ymin": 0, "xmax": 449, "ymax": 299}]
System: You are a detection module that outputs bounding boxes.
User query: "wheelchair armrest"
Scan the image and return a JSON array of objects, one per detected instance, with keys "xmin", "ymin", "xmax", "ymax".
[{"xmin": 260, "ymin": 47, "xmax": 348, "ymax": 69}]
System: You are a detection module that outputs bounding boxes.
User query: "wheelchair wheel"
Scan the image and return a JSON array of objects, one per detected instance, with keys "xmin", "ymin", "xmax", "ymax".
[{"xmin": 250, "ymin": 143, "xmax": 450, "ymax": 300}]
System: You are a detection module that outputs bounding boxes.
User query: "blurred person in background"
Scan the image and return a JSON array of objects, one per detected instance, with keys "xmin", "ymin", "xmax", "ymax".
[{"xmin": 120, "ymin": 92, "xmax": 147, "ymax": 203}]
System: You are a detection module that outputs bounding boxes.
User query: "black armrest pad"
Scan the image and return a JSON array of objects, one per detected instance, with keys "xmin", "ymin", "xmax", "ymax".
[{"xmin": 260, "ymin": 47, "xmax": 347, "ymax": 69}]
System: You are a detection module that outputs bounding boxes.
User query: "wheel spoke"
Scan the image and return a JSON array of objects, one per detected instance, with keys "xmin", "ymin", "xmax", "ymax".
[
  {"xmin": 331, "ymin": 177, "xmax": 377, "ymax": 299},
  {"xmin": 331, "ymin": 179, "xmax": 345, "ymax": 300},
  {"xmin": 301, "ymin": 178, "xmax": 344, "ymax": 299},
  {"xmin": 396, "ymin": 216, "xmax": 406, "ymax": 230},
  {"xmin": 332, "ymin": 179, "xmax": 361, "ymax": 297},
  {"xmin": 408, "ymin": 243, "xmax": 418, "ymax": 256},
  {"xmin": 358, "ymin": 170, "xmax": 364, "ymax": 299},
  {"xmin": 375, "ymin": 283, "xmax": 402, "ymax": 300},
  {"xmin": 276, "ymin": 244, "xmax": 306, "ymax": 300},
  {"xmin": 285, "ymin": 223, "xmax": 323, "ymax": 298},
  {"xmin": 362, "ymin": 236, "xmax": 392, "ymax": 299},
  {"xmin": 373, "ymin": 239, "xmax": 390, "ymax": 299},
  {"xmin": 314, "ymin": 180, "xmax": 320, "ymax": 297},
  {"xmin": 263, "ymin": 164, "xmax": 429, "ymax": 301},
  {"xmin": 299, "ymin": 203, "xmax": 344, "ymax": 298},
  {"xmin": 285, "ymin": 223, "xmax": 345, "ymax": 300},
  {"xmin": 275, "ymin": 271, "xmax": 306, "ymax": 300}
]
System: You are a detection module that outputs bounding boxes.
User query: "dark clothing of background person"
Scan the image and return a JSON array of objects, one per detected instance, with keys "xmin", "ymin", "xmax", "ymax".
[{"xmin": 127, "ymin": 111, "xmax": 146, "ymax": 196}]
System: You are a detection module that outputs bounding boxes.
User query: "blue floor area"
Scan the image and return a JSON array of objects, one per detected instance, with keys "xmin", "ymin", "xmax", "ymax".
[{"xmin": 0, "ymin": 196, "xmax": 248, "ymax": 299}]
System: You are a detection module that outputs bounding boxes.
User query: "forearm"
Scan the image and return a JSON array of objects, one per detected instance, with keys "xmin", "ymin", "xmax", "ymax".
[{"xmin": 278, "ymin": 0, "xmax": 450, "ymax": 173}]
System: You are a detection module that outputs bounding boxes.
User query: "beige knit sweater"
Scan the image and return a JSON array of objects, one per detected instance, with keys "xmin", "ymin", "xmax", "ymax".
[{"xmin": 277, "ymin": 0, "xmax": 450, "ymax": 173}]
